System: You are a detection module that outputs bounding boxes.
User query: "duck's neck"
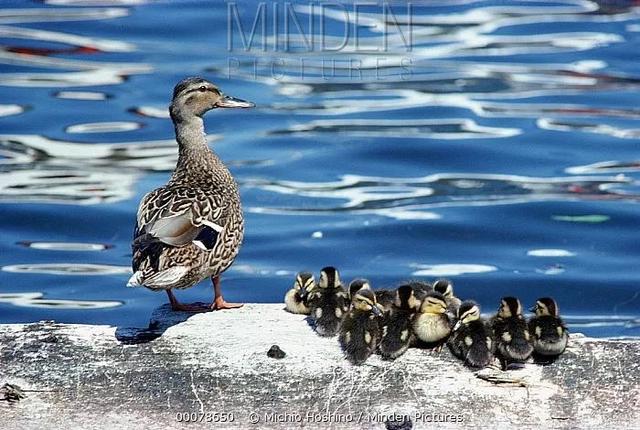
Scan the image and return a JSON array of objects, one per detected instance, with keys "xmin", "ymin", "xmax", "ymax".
[
  {"xmin": 175, "ymin": 115, "xmax": 207, "ymax": 155},
  {"xmin": 172, "ymin": 115, "xmax": 221, "ymax": 172}
]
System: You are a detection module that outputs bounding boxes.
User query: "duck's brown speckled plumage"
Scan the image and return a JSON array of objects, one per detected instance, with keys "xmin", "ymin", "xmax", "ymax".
[
  {"xmin": 132, "ymin": 151, "xmax": 243, "ymax": 290},
  {"xmin": 130, "ymin": 77, "xmax": 252, "ymax": 298}
]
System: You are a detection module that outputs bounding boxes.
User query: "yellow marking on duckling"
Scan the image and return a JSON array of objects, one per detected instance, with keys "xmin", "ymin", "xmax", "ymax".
[
  {"xmin": 465, "ymin": 336, "xmax": 473, "ymax": 346},
  {"xmin": 524, "ymin": 330, "xmax": 530, "ymax": 341},
  {"xmin": 315, "ymin": 308, "xmax": 322, "ymax": 318},
  {"xmin": 501, "ymin": 332, "xmax": 512, "ymax": 342},
  {"xmin": 557, "ymin": 326, "xmax": 563, "ymax": 336},
  {"xmin": 364, "ymin": 332, "xmax": 372, "ymax": 344},
  {"xmin": 535, "ymin": 326, "xmax": 542, "ymax": 337},
  {"xmin": 344, "ymin": 332, "xmax": 351, "ymax": 343},
  {"xmin": 400, "ymin": 330, "xmax": 409, "ymax": 342},
  {"xmin": 335, "ymin": 307, "xmax": 342, "ymax": 318}
]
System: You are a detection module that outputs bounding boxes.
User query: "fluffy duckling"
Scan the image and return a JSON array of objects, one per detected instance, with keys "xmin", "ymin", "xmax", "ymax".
[
  {"xmin": 375, "ymin": 289, "xmax": 396, "ymax": 315},
  {"xmin": 433, "ymin": 278, "xmax": 462, "ymax": 316},
  {"xmin": 379, "ymin": 285, "xmax": 421, "ymax": 360},
  {"xmin": 307, "ymin": 267, "xmax": 348, "ymax": 336},
  {"xmin": 406, "ymin": 280, "xmax": 432, "ymax": 301},
  {"xmin": 412, "ymin": 291, "xmax": 451, "ymax": 348},
  {"xmin": 348, "ymin": 278, "xmax": 371, "ymax": 301},
  {"xmin": 448, "ymin": 301, "xmax": 494, "ymax": 368},
  {"xmin": 529, "ymin": 297, "xmax": 569, "ymax": 360},
  {"xmin": 339, "ymin": 288, "xmax": 383, "ymax": 365},
  {"xmin": 284, "ymin": 272, "xmax": 315, "ymax": 314},
  {"xmin": 490, "ymin": 297, "xmax": 533, "ymax": 368}
]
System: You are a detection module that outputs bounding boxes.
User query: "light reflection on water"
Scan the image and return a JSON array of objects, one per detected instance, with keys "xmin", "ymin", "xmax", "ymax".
[
  {"xmin": 0, "ymin": 292, "xmax": 122, "ymax": 309},
  {"xmin": 2, "ymin": 263, "xmax": 131, "ymax": 275},
  {"xmin": 17, "ymin": 241, "xmax": 112, "ymax": 251},
  {"xmin": 245, "ymin": 173, "xmax": 635, "ymax": 218},
  {"xmin": 0, "ymin": 0, "xmax": 638, "ymax": 337},
  {"xmin": 268, "ymin": 118, "xmax": 521, "ymax": 139}
]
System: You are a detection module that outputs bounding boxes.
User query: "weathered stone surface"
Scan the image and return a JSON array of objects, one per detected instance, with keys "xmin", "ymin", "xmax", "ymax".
[{"xmin": 0, "ymin": 304, "xmax": 638, "ymax": 429}]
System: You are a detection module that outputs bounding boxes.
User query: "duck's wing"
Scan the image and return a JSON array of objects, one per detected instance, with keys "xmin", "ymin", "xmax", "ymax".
[{"xmin": 134, "ymin": 186, "xmax": 226, "ymax": 250}]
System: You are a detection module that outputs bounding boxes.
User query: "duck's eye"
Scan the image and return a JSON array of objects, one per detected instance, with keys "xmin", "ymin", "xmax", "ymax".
[{"xmin": 198, "ymin": 86, "xmax": 207, "ymax": 92}]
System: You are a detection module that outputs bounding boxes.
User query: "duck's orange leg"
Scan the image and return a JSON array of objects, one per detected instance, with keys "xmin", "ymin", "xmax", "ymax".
[
  {"xmin": 211, "ymin": 275, "xmax": 243, "ymax": 310},
  {"xmin": 166, "ymin": 289, "xmax": 210, "ymax": 312}
]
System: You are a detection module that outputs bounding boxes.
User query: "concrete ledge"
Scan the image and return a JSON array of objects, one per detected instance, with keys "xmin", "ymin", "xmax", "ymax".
[{"xmin": 0, "ymin": 304, "xmax": 638, "ymax": 429}]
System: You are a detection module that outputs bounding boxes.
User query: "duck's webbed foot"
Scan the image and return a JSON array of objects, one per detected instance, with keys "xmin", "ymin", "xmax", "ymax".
[
  {"xmin": 211, "ymin": 296, "xmax": 244, "ymax": 310},
  {"xmin": 211, "ymin": 275, "xmax": 244, "ymax": 311}
]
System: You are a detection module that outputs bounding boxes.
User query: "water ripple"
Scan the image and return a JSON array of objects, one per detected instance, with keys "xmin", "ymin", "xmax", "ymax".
[
  {"xmin": 227, "ymin": 0, "xmax": 640, "ymax": 125},
  {"xmin": 246, "ymin": 173, "xmax": 634, "ymax": 219},
  {"xmin": 410, "ymin": 264, "xmax": 497, "ymax": 276},
  {"xmin": 269, "ymin": 118, "xmax": 520, "ymax": 139},
  {"xmin": 0, "ymin": 104, "xmax": 26, "ymax": 117},
  {"xmin": 129, "ymin": 106, "xmax": 169, "ymax": 119},
  {"xmin": 566, "ymin": 160, "xmax": 640, "ymax": 175},
  {"xmin": 0, "ymin": 293, "xmax": 122, "ymax": 309},
  {"xmin": 0, "ymin": 8, "xmax": 151, "ymax": 88},
  {"xmin": 45, "ymin": 1, "xmax": 147, "ymax": 6},
  {"xmin": 54, "ymin": 91, "xmax": 109, "ymax": 101},
  {"xmin": 2, "ymin": 263, "xmax": 131, "ymax": 275},
  {"xmin": 0, "ymin": 23, "xmax": 134, "ymax": 52},
  {"xmin": 0, "ymin": 8, "xmax": 129, "ymax": 24},
  {"xmin": 0, "ymin": 68, "xmax": 151, "ymax": 88},
  {"xmin": 268, "ymin": 90, "xmax": 640, "ymax": 119},
  {"xmin": 0, "ymin": 134, "xmax": 276, "ymax": 204},
  {"xmin": 17, "ymin": 241, "xmax": 112, "ymax": 251},
  {"xmin": 527, "ymin": 249, "xmax": 576, "ymax": 257},
  {"xmin": 66, "ymin": 121, "xmax": 143, "ymax": 134},
  {"xmin": 536, "ymin": 264, "xmax": 566, "ymax": 275},
  {"xmin": 539, "ymin": 118, "xmax": 640, "ymax": 139}
]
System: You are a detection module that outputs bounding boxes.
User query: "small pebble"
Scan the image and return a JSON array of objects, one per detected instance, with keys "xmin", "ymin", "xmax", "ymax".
[{"xmin": 267, "ymin": 345, "xmax": 286, "ymax": 359}]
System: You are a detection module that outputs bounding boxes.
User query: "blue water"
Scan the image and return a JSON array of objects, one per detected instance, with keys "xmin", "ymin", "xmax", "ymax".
[{"xmin": 0, "ymin": 0, "xmax": 639, "ymax": 338}]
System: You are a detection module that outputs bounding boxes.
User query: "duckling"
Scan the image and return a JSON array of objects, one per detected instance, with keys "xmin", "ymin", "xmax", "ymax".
[
  {"xmin": 284, "ymin": 272, "xmax": 315, "ymax": 314},
  {"xmin": 412, "ymin": 291, "xmax": 451, "ymax": 348},
  {"xmin": 490, "ymin": 297, "xmax": 533, "ymax": 368},
  {"xmin": 375, "ymin": 289, "xmax": 396, "ymax": 315},
  {"xmin": 528, "ymin": 297, "xmax": 569, "ymax": 360},
  {"xmin": 406, "ymin": 279, "xmax": 432, "ymax": 301},
  {"xmin": 433, "ymin": 278, "xmax": 462, "ymax": 316},
  {"xmin": 379, "ymin": 285, "xmax": 421, "ymax": 360},
  {"xmin": 307, "ymin": 267, "xmax": 348, "ymax": 337},
  {"xmin": 348, "ymin": 278, "xmax": 371, "ymax": 301},
  {"xmin": 339, "ymin": 288, "xmax": 383, "ymax": 365},
  {"xmin": 447, "ymin": 301, "xmax": 494, "ymax": 368}
]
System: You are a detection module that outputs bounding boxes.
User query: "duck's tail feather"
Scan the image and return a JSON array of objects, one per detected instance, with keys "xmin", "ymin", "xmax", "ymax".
[
  {"xmin": 142, "ymin": 266, "xmax": 191, "ymax": 289},
  {"xmin": 126, "ymin": 271, "xmax": 144, "ymax": 288}
]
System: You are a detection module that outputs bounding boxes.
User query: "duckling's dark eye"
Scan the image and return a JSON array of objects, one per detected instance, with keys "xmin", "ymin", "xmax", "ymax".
[{"xmin": 198, "ymin": 86, "xmax": 207, "ymax": 92}]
